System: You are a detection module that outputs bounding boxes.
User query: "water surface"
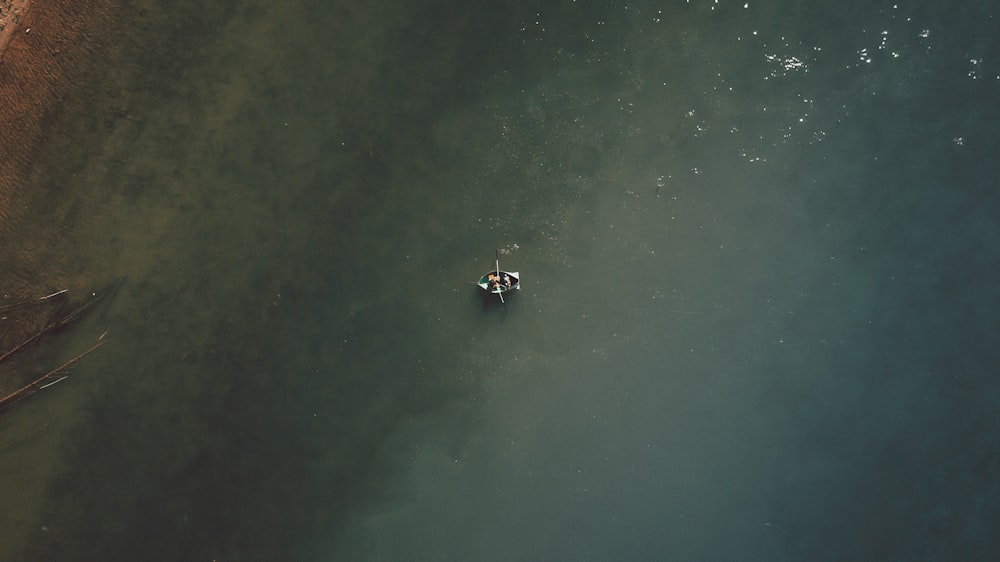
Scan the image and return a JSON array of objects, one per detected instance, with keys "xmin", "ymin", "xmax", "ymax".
[{"xmin": 1, "ymin": 1, "xmax": 998, "ymax": 560}]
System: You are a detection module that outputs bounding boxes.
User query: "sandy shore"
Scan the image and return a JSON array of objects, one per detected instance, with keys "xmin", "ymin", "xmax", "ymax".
[
  {"xmin": 0, "ymin": 0, "xmax": 30, "ymax": 61},
  {"xmin": 0, "ymin": 0, "xmax": 114, "ymax": 294},
  {"xmin": 0, "ymin": 0, "xmax": 66, "ymax": 297}
]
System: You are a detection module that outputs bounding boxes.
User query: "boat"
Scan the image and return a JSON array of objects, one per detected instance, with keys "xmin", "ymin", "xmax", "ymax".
[{"xmin": 477, "ymin": 250, "xmax": 520, "ymax": 302}]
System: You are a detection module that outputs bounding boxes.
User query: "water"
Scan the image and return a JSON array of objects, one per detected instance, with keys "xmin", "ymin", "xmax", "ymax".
[{"xmin": 1, "ymin": 0, "xmax": 998, "ymax": 560}]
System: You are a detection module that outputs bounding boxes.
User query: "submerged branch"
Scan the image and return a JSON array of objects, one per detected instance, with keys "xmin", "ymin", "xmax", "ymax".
[{"xmin": 0, "ymin": 338, "xmax": 107, "ymax": 412}]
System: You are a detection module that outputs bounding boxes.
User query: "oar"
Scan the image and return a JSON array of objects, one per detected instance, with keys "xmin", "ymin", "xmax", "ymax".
[{"xmin": 495, "ymin": 249, "xmax": 505, "ymax": 303}]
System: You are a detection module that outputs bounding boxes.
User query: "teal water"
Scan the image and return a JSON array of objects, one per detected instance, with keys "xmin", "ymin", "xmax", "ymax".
[{"xmin": 1, "ymin": 0, "xmax": 998, "ymax": 560}]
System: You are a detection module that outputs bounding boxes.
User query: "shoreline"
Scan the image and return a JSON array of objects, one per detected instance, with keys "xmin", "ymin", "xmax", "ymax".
[{"xmin": 0, "ymin": 1, "xmax": 116, "ymax": 558}]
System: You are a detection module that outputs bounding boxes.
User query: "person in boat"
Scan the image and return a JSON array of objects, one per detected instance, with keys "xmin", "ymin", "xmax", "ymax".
[{"xmin": 501, "ymin": 273, "xmax": 512, "ymax": 289}]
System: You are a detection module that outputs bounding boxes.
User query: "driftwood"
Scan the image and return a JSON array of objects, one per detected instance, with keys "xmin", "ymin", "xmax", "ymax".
[
  {"xmin": 0, "ymin": 285, "xmax": 115, "ymax": 414},
  {"xmin": 0, "ymin": 338, "xmax": 106, "ymax": 412}
]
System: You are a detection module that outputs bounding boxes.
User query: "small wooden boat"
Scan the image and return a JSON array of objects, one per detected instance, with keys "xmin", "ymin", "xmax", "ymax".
[{"xmin": 477, "ymin": 251, "xmax": 520, "ymax": 302}]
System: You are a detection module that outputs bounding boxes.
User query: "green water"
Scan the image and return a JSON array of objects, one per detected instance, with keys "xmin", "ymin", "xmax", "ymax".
[{"xmin": 1, "ymin": 0, "xmax": 998, "ymax": 560}]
